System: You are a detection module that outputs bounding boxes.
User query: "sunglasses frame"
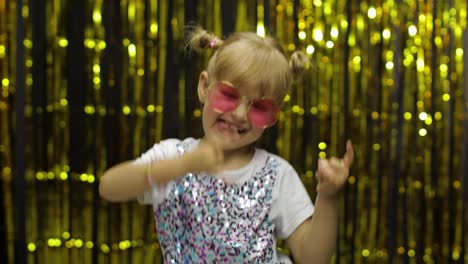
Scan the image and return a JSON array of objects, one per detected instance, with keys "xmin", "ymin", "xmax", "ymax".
[{"xmin": 207, "ymin": 81, "xmax": 280, "ymax": 128}]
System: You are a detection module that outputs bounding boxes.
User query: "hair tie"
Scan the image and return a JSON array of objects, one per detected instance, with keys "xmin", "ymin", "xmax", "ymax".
[{"xmin": 208, "ymin": 37, "xmax": 218, "ymax": 49}]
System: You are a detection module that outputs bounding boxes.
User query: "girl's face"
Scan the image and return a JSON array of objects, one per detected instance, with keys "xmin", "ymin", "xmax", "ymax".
[{"xmin": 198, "ymin": 72, "xmax": 277, "ymax": 151}]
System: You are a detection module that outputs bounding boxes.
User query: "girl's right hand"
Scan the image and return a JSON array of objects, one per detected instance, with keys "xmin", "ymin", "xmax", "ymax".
[{"xmin": 185, "ymin": 139, "xmax": 224, "ymax": 173}]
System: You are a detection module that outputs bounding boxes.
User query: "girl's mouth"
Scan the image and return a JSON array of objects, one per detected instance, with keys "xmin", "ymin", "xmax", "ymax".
[{"xmin": 216, "ymin": 118, "xmax": 247, "ymax": 134}]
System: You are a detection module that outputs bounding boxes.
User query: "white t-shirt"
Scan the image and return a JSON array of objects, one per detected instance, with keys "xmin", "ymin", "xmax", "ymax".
[{"xmin": 137, "ymin": 138, "xmax": 314, "ymax": 263}]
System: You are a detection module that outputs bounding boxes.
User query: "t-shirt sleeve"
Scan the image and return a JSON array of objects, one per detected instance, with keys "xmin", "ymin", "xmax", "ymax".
[
  {"xmin": 134, "ymin": 138, "xmax": 181, "ymax": 205},
  {"xmin": 271, "ymin": 162, "xmax": 315, "ymax": 240}
]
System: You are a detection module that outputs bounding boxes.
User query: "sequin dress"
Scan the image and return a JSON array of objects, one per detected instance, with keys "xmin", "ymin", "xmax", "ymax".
[{"xmin": 153, "ymin": 142, "xmax": 280, "ymax": 263}]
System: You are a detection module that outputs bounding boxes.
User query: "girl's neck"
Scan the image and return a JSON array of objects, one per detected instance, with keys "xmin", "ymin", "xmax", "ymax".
[{"xmin": 221, "ymin": 145, "xmax": 255, "ymax": 171}]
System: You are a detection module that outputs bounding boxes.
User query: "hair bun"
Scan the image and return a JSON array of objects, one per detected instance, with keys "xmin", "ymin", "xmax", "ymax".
[
  {"xmin": 186, "ymin": 27, "xmax": 222, "ymax": 52},
  {"xmin": 289, "ymin": 51, "xmax": 310, "ymax": 74}
]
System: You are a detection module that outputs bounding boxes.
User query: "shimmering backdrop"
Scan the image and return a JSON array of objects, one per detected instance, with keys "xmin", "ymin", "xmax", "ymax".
[{"xmin": 1, "ymin": 0, "xmax": 467, "ymax": 263}]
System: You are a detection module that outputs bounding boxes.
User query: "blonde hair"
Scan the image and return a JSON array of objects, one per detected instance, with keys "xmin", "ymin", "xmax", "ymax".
[{"xmin": 187, "ymin": 27, "xmax": 309, "ymax": 104}]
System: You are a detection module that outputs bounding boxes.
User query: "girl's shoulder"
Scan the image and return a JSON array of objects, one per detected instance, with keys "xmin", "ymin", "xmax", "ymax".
[{"xmin": 255, "ymin": 148, "xmax": 295, "ymax": 171}]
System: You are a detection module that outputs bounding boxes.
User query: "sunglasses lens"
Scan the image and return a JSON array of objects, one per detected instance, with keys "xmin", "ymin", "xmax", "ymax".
[
  {"xmin": 208, "ymin": 83, "xmax": 239, "ymax": 112},
  {"xmin": 249, "ymin": 100, "xmax": 279, "ymax": 128}
]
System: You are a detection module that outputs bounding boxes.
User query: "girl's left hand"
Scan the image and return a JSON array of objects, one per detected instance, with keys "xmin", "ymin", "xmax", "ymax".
[{"xmin": 316, "ymin": 140, "xmax": 354, "ymax": 197}]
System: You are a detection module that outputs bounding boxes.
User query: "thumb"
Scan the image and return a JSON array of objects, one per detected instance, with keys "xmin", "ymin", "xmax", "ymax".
[{"xmin": 343, "ymin": 140, "xmax": 354, "ymax": 168}]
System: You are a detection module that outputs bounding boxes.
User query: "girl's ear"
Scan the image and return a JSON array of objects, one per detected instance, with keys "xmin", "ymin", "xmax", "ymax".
[{"xmin": 197, "ymin": 71, "xmax": 209, "ymax": 103}]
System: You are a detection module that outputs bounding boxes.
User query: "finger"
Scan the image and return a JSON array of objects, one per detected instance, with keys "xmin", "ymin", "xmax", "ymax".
[
  {"xmin": 316, "ymin": 160, "xmax": 325, "ymax": 181},
  {"xmin": 343, "ymin": 140, "xmax": 354, "ymax": 168},
  {"xmin": 329, "ymin": 157, "xmax": 341, "ymax": 167},
  {"xmin": 316, "ymin": 159, "xmax": 331, "ymax": 181},
  {"xmin": 315, "ymin": 169, "xmax": 325, "ymax": 182},
  {"xmin": 318, "ymin": 158, "xmax": 326, "ymax": 171}
]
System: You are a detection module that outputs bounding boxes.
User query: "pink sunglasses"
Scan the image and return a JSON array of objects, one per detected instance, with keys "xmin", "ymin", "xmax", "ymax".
[{"xmin": 207, "ymin": 82, "xmax": 280, "ymax": 128}]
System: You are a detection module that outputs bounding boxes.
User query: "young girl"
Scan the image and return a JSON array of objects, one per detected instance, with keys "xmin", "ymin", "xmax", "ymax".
[{"xmin": 100, "ymin": 27, "xmax": 354, "ymax": 264}]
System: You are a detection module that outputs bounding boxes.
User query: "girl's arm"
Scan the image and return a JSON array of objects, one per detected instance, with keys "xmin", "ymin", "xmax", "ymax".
[
  {"xmin": 99, "ymin": 139, "xmax": 223, "ymax": 202},
  {"xmin": 287, "ymin": 141, "xmax": 354, "ymax": 264},
  {"xmin": 286, "ymin": 194, "xmax": 339, "ymax": 264},
  {"xmin": 99, "ymin": 156, "xmax": 192, "ymax": 202}
]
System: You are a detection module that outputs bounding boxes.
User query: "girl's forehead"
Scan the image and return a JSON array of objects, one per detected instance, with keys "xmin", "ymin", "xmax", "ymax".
[
  {"xmin": 223, "ymin": 80, "xmax": 278, "ymax": 100},
  {"xmin": 212, "ymin": 63, "xmax": 286, "ymax": 101}
]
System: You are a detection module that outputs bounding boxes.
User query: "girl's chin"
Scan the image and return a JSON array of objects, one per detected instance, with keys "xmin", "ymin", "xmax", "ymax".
[
  {"xmin": 209, "ymin": 135, "xmax": 257, "ymax": 152},
  {"xmin": 207, "ymin": 124, "xmax": 242, "ymax": 144},
  {"xmin": 204, "ymin": 133, "xmax": 240, "ymax": 149}
]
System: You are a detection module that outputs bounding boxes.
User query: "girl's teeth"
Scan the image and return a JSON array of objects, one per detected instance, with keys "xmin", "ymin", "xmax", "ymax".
[{"xmin": 220, "ymin": 120, "xmax": 244, "ymax": 133}]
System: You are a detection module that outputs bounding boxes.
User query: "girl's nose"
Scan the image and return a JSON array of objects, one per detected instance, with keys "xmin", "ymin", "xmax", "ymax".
[{"xmin": 230, "ymin": 98, "xmax": 250, "ymax": 122}]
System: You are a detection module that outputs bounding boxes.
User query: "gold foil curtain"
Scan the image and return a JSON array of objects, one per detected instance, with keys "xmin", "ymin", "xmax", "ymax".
[{"xmin": 1, "ymin": 0, "xmax": 467, "ymax": 263}]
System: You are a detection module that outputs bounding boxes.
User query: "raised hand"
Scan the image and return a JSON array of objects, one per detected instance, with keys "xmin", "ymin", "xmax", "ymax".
[
  {"xmin": 316, "ymin": 140, "xmax": 354, "ymax": 197},
  {"xmin": 185, "ymin": 138, "xmax": 224, "ymax": 173}
]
